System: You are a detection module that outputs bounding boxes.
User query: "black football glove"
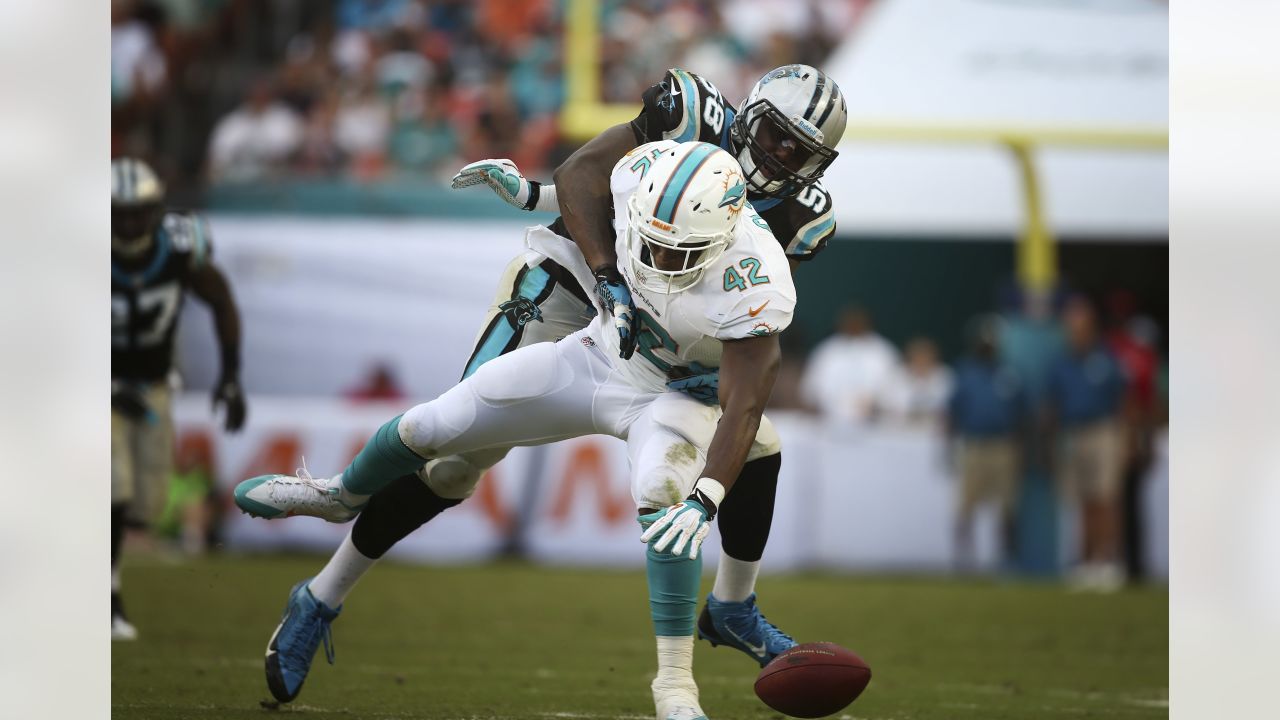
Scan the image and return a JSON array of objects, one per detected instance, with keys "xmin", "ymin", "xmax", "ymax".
[
  {"xmin": 111, "ymin": 382, "xmax": 152, "ymax": 422},
  {"xmin": 213, "ymin": 375, "xmax": 247, "ymax": 432}
]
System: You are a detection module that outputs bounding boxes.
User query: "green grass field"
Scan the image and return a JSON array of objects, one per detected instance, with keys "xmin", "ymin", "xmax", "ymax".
[{"xmin": 112, "ymin": 554, "xmax": 1167, "ymax": 719}]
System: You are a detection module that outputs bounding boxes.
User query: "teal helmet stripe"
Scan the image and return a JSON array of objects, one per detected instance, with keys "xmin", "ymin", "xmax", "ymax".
[
  {"xmin": 670, "ymin": 68, "xmax": 700, "ymax": 142},
  {"xmin": 653, "ymin": 143, "xmax": 719, "ymax": 223}
]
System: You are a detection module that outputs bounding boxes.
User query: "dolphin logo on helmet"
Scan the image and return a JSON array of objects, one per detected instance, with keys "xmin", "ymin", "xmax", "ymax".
[{"xmin": 626, "ymin": 142, "xmax": 746, "ymax": 295}]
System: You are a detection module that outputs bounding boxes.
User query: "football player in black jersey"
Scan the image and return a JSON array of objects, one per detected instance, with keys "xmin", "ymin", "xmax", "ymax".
[
  {"xmin": 252, "ymin": 65, "xmax": 845, "ymax": 704},
  {"xmin": 111, "ymin": 157, "xmax": 247, "ymax": 640}
]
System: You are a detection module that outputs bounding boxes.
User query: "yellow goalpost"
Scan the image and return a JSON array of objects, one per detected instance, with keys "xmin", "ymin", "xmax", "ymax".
[{"xmin": 559, "ymin": 0, "xmax": 1168, "ymax": 292}]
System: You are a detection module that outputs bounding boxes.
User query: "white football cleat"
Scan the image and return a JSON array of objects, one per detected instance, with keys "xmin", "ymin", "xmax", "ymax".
[
  {"xmin": 652, "ymin": 673, "xmax": 707, "ymax": 720},
  {"xmin": 112, "ymin": 614, "xmax": 138, "ymax": 641},
  {"xmin": 234, "ymin": 472, "xmax": 363, "ymax": 522}
]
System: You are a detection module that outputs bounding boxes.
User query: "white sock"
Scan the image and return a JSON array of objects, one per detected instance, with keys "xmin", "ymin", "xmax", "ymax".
[
  {"xmin": 711, "ymin": 554, "xmax": 760, "ymax": 602},
  {"xmin": 655, "ymin": 635, "xmax": 695, "ymax": 681},
  {"xmin": 111, "ymin": 566, "xmax": 121, "ymax": 594},
  {"xmin": 307, "ymin": 531, "xmax": 378, "ymax": 608}
]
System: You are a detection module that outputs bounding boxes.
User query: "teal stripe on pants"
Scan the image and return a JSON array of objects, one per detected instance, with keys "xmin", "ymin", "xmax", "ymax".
[{"xmin": 462, "ymin": 265, "xmax": 553, "ymax": 379}]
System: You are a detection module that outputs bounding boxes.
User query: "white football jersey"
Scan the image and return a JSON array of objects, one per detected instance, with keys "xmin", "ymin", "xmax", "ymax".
[{"xmin": 597, "ymin": 140, "xmax": 798, "ymax": 393}]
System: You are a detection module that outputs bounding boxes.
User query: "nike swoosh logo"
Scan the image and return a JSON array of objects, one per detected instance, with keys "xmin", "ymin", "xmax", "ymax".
[
  {"xmin": 668, "ymin": 84, "xmax": 681, "ymax": 97},
  {"xmin": 726, "ymin": 627, "xmax": 768, "ymax": 658},
  {"xmin": 265, "ymin": 609, "xmax": 290, "ymax": 658},
  {"xmin": 748, "ymin": 300, "xmax": 770, "ymax": 317}
]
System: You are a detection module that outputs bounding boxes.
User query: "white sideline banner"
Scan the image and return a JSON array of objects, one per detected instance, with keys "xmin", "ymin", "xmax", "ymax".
[
  {"xmin": 175, "ymin": 396, "xmax": 1167, "ymax": 575},
  {"xmin": 175, "ymin": 396, "xmax": 1007, "ymax": 572}
]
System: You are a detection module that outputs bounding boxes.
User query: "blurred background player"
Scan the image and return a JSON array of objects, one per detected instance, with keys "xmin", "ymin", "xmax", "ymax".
[
  {"xmin": 1104, "ymin": 290, "xmax": 1161, "ymax": 582},
  {"xmin": 1047, "ymin": 296, "xmax": 1128, "ymax": 592},
  {"xmin": 111, "ymin": 157, "xmax": 247, "ymax": 640},
  {"xmin": 251, "ymin": 62, "xmax": 847, "ymax": 701},
  {"xmin": 946, "ymin": 315, "xmax": 1025, "ymax": 571}
]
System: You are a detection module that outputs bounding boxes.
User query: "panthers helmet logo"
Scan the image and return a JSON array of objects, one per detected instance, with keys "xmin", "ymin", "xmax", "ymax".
[{"xmin": 499, "ymin": 297, "xmax": 543, "ymax": 328}]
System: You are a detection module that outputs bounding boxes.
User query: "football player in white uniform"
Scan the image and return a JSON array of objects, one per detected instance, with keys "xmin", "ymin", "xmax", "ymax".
[
  {"xmin": 235, "ymin": 142, "xmax": 795, "ymax": 719},
  {"xmin": 237, "ymin": 64, "xmax": 845, "ymax": 706}
]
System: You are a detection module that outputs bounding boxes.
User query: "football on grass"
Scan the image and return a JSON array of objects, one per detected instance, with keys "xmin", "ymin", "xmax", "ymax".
[{"xmin": 754, "ymin": 642, "xmax": 872, "ymax": 718}]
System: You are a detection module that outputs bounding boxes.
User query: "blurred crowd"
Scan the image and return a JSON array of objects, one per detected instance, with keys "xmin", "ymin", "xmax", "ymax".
[
  {"xmin": 112, "ymin": 0, "xmax": 872, "ymax": 194},
  {"xmin": 776, "ymin": 288, "xmax": 1166, "ymax": 588}
]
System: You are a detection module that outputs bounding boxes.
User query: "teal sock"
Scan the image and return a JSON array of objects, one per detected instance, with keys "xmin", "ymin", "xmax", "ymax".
[
  {"xmin": 645, "ymin": 538, "xmax": 702, "ymax": 637},
  {"xmin": 341, "ymin": 415, "xmax": 427, "ymax": 496}
]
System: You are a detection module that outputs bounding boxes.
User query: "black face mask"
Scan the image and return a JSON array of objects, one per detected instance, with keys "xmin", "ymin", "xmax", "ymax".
[
  {"xmin": 112, "ymin": 202, "xmax": 163, "ymax": 242},
  {"xmin": 732, "ymin": 99, "xmax": 838, "ymax": 199}
]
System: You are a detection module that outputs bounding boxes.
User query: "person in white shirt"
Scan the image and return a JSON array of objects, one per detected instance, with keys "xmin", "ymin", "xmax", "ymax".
[
  {"xmin": 207, "ymin": 80, "xmax": 304, "ymax": 183},
  {"xmin": 880, "ymin": 337, "xmax": 954, "ymax": 428},
  {"xmin": 801, "ymin": 305, "xmax": 899, "ymax": 425}
]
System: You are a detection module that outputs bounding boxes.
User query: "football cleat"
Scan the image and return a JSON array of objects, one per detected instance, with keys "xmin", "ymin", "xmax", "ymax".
[
  {"xmin": 234, "ymin": 472, "xmax": 362, "ymax": 522},
  {"xmin": 696, "ymin": 593, "xmax": 796, "ymax": 667},
  {"xmin": 652, "ymin": 673, "xmax": 707, "ymax": 720},
  {"xmin": 265, "ymin": 579, "xmax": 341, "ymax": 703},
  {"xmin": 111, "ymin": 614, "xmax": 138, "ymax": 641}
]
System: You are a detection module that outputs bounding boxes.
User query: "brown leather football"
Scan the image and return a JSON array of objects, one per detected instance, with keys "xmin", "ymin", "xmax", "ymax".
[{"xmin": 754, "ymin": 642, "xmax": 872, "ymax": 718}]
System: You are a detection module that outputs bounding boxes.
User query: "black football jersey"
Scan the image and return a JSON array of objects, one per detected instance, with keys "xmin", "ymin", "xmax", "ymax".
[
  {"xmin": 630, "ymin": 68, "xmax": 837, "ymax": 262},
  {"xmin": 111, "ymin": 212, "xmax": 212, "ymax": 382}
]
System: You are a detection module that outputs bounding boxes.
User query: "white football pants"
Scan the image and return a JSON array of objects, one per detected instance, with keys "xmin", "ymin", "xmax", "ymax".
[
  {"xmin": 400, "ymin": 324, "xmax": 719, "ymax": 511},
  {"xmin": 420, "ymin": 250, "xmax": 781, "ymax": 501}
]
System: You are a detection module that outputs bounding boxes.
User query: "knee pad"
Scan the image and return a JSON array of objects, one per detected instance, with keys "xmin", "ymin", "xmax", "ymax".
[
  {"xmin": 420, "ymin": 446, "xmax": 512, "ymax": 500},
  {"xmin": 717, "ymin": 453, "xmax": 781, "ymax": 562},
  {"xmin": 632, "ymin": 394, "xmax": 719, "ymax": 510},
  {"xmin": 398, "ymin": 390, "xmax": 478, "ymax": 458},
  {"xmin": 351, "ymin": 474, "xmax": 462, "ymax": 559},
  {"xmin": 634, "ymin": 463, "xmax": 697, "ymax": 511},
  {"xmin": 746, "ymin": 414, "xmax": 782, "ymax": 463},
  {"xmin": 420, "ymin": 455, "xmax": 482, "ymax": 500}
]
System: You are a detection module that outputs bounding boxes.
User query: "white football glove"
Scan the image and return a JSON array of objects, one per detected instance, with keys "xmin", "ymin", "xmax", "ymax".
[
  {"xmin": 451, "ymin": 158, "xmax": 554, "ymax": 211},
  {"xmin": 639, "ymin": 478, "xmax": 726, "ymax": 559}
]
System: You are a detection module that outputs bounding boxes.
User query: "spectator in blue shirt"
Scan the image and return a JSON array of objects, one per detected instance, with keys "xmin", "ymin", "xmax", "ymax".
[
  {"xmin": 947, "ymin": 315, "xmax": 1024, "ymax": 572},
  {"xmin": 1047, "ymin": 296, "xmax": 1128, "ymax": 591}
]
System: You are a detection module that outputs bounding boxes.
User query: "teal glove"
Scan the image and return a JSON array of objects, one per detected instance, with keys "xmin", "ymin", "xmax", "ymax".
[
  {"xmin": 594, "ymin": 267, "xmax": 639, "ymax": 360},
  {"xmin": 450, "ymin": 158, "xmax": 545, "ymax": 211},
  {"xmin": 667, "ymin": 362, "xmax": 719, "ymax": 405}
]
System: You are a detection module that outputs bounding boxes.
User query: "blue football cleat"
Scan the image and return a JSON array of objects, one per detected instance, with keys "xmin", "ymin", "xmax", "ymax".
[
  {"xmin": 696, "ymin": 592, "xmax": 796, "ymax": 667},
  {"xmin": 265, "ymin": 579, "xmax": 341, "ymax": 703}
]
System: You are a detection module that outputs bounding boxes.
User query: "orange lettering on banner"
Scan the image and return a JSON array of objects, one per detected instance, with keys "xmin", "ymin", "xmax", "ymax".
[
  {"xmin": 549, "ymin": 442, "xmax": 631, "ymax": 525},
  {"xmin": 237, "ymin": 434, "xmax": 303, "ymax": 481},
  {"xmin": 174, "ymin": 429, "xmax": 217, "ymax": 477},
  {"xmin": 473, "ymin": 468, "xmax": 512, "ymax": 532}
]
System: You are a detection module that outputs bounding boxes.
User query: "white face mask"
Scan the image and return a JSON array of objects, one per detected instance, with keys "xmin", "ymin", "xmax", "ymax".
[{"xmin": 626, "ymin": 224, "xmax": 728, "ymax": 295}]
